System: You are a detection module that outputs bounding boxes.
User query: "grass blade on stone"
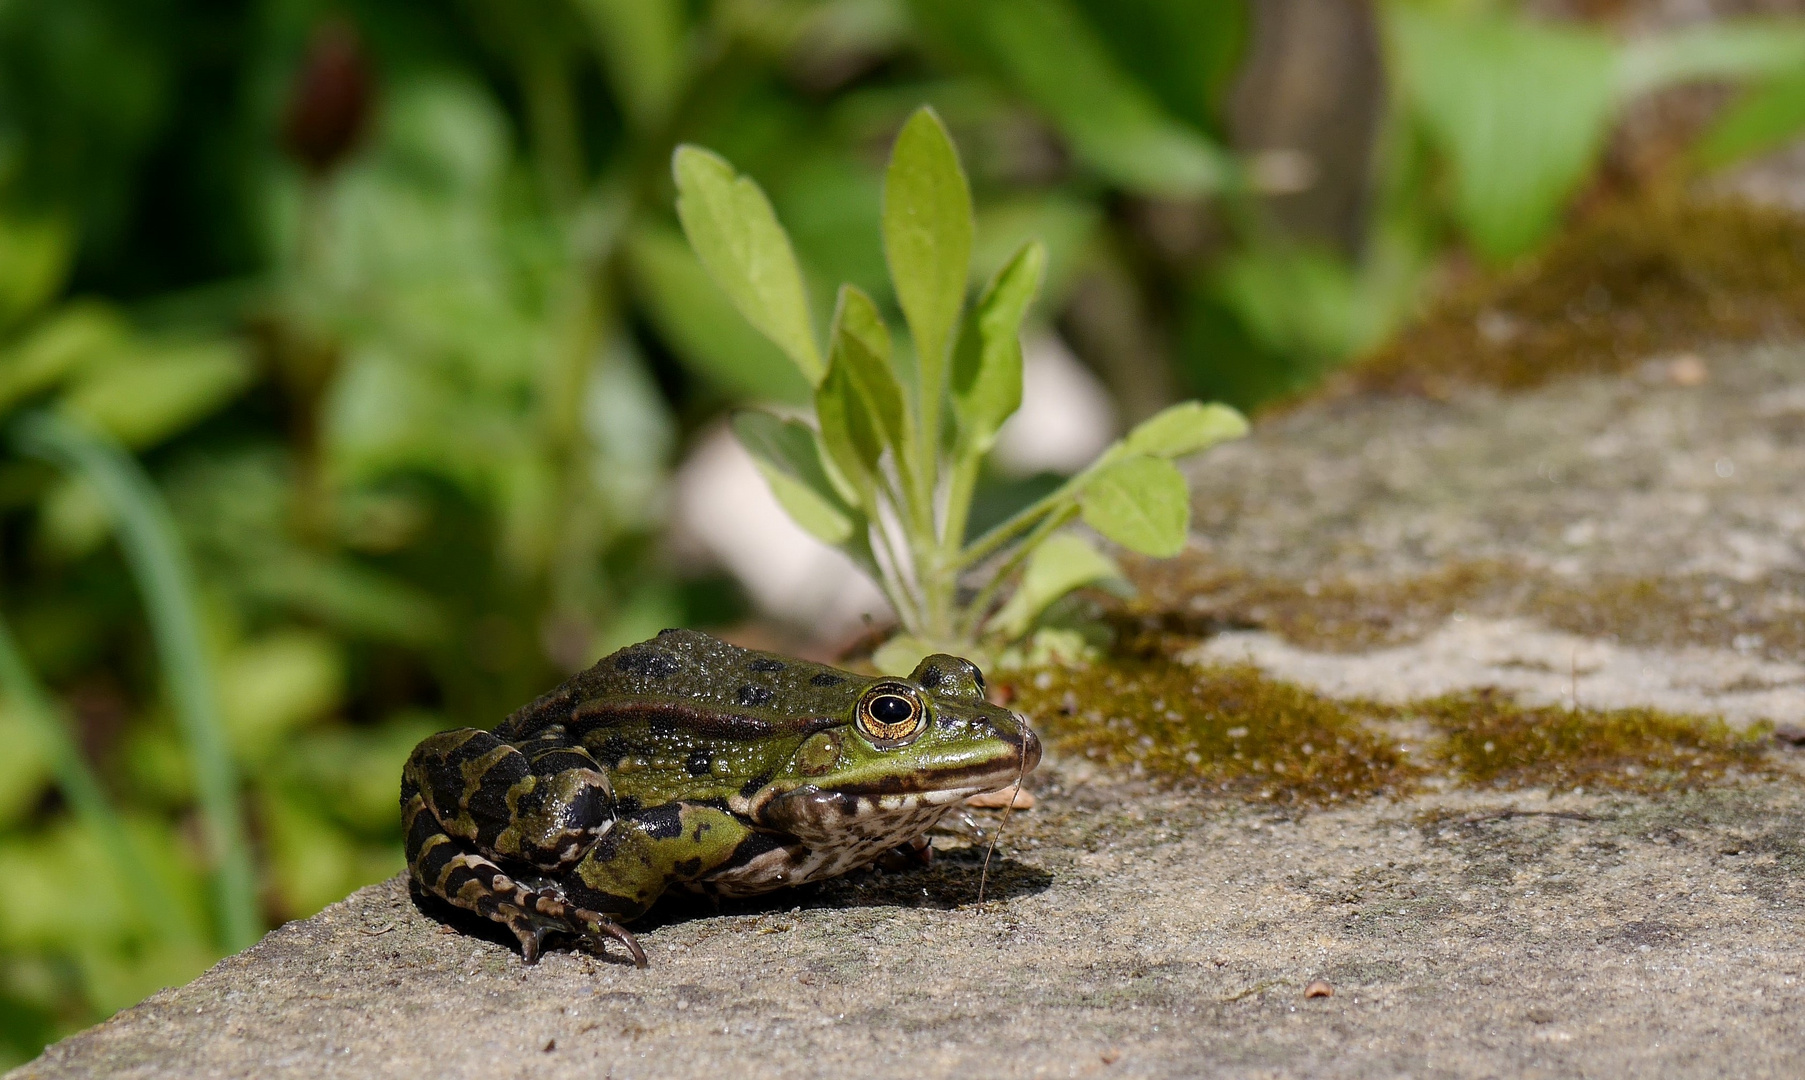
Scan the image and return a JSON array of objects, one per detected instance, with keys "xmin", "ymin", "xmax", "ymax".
[{"xmin": 13, "ymin": 410, "xmax": 261, "ymax": 952}]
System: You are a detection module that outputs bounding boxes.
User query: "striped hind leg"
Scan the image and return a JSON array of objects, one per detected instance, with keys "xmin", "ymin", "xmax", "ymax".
[{"xmin": 400, "ymin": 731, "xmax": 645, "ymax": 966}]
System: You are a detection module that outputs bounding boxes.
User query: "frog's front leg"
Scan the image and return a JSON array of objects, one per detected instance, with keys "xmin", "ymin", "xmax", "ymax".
[
  {"xmin": 558, "ymin": 801, "xmax": 759, "ymax": 920},
  {"xmin": 403, "ymin": 729, "xmax": 645, "ymax": 966}
]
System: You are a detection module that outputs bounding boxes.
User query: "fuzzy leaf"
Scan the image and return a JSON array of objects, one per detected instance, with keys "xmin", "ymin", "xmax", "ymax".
[
  {"xmin": 986, "ymin": 533, "xmax": 1121, "ymax": 640},
  {"xmin": 883, "ymin": 107, "xmax": 973, "ymax": 411},
  {"xmin": 1122, "ymin": 401, "xmax": 1248, "ymax": 460},
  {"xmin": 1078, "ymin": 455, "xmax": 1190, "ymax": 557},
  {"xmin": 815, "ymin": 286, "xmax": 910, "ymax": 497},
  {"xmin": 952, "ymin": 240, "xmax": 1045, "ymax": 452},
  {"xmin": 673, "ymin": 146, "xmax": 823, "ymax": 384},
  {"xmin": 732, "ymin": 411, "xmax": 858, "ymax": 544}
]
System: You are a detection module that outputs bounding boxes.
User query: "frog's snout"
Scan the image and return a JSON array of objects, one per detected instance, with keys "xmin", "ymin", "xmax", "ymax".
[{"xmin": 1012, "ymin": 712, "xmax": 1042, "ymax": 776}]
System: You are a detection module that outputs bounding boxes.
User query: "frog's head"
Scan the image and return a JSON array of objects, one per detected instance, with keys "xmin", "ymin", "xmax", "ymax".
[{"xmin": 752, "ymin": 654, "xmax": 1040, "ymax": 842}]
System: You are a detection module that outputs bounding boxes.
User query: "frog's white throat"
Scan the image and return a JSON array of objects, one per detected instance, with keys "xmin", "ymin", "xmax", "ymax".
[{"xmin": 698, "ymin": 787, "xmax": 978, "ymax": 898}]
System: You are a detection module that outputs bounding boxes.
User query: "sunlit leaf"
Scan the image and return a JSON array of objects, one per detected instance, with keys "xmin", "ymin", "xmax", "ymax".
[
  {"xmin": 985, "ymin": 533, "xmax": 1121, "ymax": 640},
  {"xmin": 60, "ymin": 341, "xmax": 253, "ymax": 449},
  {"xmin": 952, "ymin": 240, "xmax": 1045, "ymax": 453},
  {"xmin": 217, "ymin": 632, "xmax": 344, "ymax": 767},
  {"xmin": 0, "ymin": 215, "xmax": 73, "ymax": 332},
  {"xmin": 1693, "ymin": 67, "xmax": 1805, "ymax": 169},
  {"xmin": 732, "ymin": 410, "xmax": 859, "ymax": 545},
  {"xmin": 624, "ymin": 227, "xmax": 811, "ymax": 403},
  {"xmin": 981, "ymin": 0, "xmax": 1230, "ymax": 197},
  {"xmin": 1616, "ymin": 21, "xmax": 1805, "ymax": 97},
  {"xmin": 1077, "ymin": 454, "xmax": 1190, "ymax": 557},
  {"xmin": 1122, "ymin": 401, "xmax": 1248, "ymax": 460},
  {"xmin": 1390, "ymin": 8, "xmax": 1618, "ymax": 262},
  {"xmin": 575, "ymin": 0, "xmax": 688, "ymax": 130},
  {"xmin": 815, "ymin": 286, "xmax": 911, "ymax": 498},
  {"xmin": 673, "ymin": 145, "xmax": 824, "ymax": 384},
  {"xmin": 883, "ymin": 107, "xmax": 973, "ymax": 409}
]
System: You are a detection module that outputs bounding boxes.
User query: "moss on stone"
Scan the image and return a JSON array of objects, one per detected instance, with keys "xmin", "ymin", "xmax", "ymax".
[
  {"xmin": 1008, "ymin": 659, "xmax": 1419, "ymax": 806},
  {"xmin": 1395, "ymin": 689, "xmax": 1774, "ymax": 795},
  {"xmin": 1117, "ymin": 554, "xmax": 1805, "ymax": 664},
  {"xmin": 1004, "ymin": 654, "xmax": 1778, "ymax": 806},
  {"xmin": 1351, "ymin": 197, "xmax": 1805, "ymax": 395}
]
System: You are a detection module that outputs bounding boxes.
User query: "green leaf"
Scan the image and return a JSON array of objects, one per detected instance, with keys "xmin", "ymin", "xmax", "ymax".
[
  {"xmin": 673, "ymin": 145, "xmax": 824, "ymax": 384},
  {"xmin": 0, "ymin": 302, "xmax": 129, "ymax": 415},
  {"xmin": 1078, "ymin": 455, "xmax": 1190, "ymax": 557},
  {"xmin": 61, "ymin": 340, "xmax": 254, "ymax": 449},
  {"xmin": 1390, "ymin": 8, "xmax": 1619, "ymax": 262},
  {"xmin": 814, "ymin": 286, "xmax": 911, "ymax": 496},
  {"xmin": 882, "ymin": 107, "xmax": 973, "ymax": 412},
  {"xmin": 1693, "ymin": 66, "xmax": 1805, "ymax": 169},
  {"xmin": 1616, "ymin": 21, "xmax": 1805, "ymax": 97},
  {"xmin": 574, "ymin": 0, "xmax": 688, "ymax": 130},
  {"xmin": 623, "ymin": 226, "xmax": 811, "ymax": 403},
  {"xmin": 731, "ymin": 410, "xmax": 859, "ymax": 545},
  {"xmin": 1122, "ymin": 401, "xmax": 1248, "ymax": 460},
  {"xmin": 981, "ymin": 0, "xmax": 1231, "ymax": 197},
  {"xmin": 951, "ymin": 240, "xmax": 1045, "ymax": 453},
  {"xmin": 985, "ymin": 533, "xmax": 1121, "ymax": 640},
  {"xmin": 0, "ymin": 215, "xmax": 73, "ymax": 331}
]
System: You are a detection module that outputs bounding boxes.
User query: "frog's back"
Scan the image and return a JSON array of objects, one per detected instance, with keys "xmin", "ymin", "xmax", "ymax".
[{"xmin": 494, "ymin": 629, "xmax": 868, "ymax": 745}]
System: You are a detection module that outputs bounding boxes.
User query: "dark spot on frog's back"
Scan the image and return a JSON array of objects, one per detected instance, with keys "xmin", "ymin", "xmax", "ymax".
[
  {"xmin": 738, "ymin": 684, "xmax": 774, "ymax": 707},
  {"xmin": 685, "ymin": 749, "xmax": 714, "ymax": 776},
  {"xmin": 740, "ymin": 771, "xmax": 773, "ymax": 798},
  {"xmin": 810, "ymin": 673, "xmax": 844, "ymax": 687},
  {"xmin": 615, "ymin": 649, "xmax": 681, "ymax": 678},
  {"xmin": 918, "ymin": 664, "xmax": 943, "ymax": 688},
  {"xmin": 635, "ymin": 802, "xmax": 684, "ymax": 840},
  {"xmin": 749, "ymin": 658, "xmax": 785, "ymax": 672}
]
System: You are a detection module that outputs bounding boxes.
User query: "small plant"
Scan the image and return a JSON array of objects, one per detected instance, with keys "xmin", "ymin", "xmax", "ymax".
[{"xmin": 674, "ymin": 107, "xmax": 1247, "ymax": 672}]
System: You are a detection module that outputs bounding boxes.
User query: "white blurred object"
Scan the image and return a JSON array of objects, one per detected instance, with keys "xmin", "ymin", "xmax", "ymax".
[
  {"xmin": 990, "ymin": 333, "xmax": 1117, "ymax": 477},
  {"xmin": 671, "ymin": 424, "xmax": 890, "ymax": 639}
]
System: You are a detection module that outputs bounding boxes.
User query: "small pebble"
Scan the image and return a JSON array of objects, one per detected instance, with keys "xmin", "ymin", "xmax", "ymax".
[
  {"xmin": 966, "ymin": 784, "xmax": 1035, "ymax": 809},
  {"xmin": 1526, "ymin": 1006, "xmax": 1555, "ymax": 1024},
  {"xmin": 542, "ymin": 1038, "xmax": 556, "ymax": 1052},
  {"xmin": 1304, "ymin": 980, "xmax": 1333, "ymax": 998},
  {"xmin": 1100, "ymin": 1049, "xmax": 1122, "ymax": 1065},
  {"xmin": 1668, "ymin": 354, "xmax": 1708, "ymax": 386}
]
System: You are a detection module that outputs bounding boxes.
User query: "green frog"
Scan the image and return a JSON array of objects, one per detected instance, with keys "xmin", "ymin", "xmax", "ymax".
[{"xmin": 401, "ymin": 629, "xmax": 1039, "ymax": 967}]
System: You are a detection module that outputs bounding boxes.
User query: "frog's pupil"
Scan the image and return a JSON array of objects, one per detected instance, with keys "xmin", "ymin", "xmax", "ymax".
[{"xmin": 870, "ymin": 694, "xmax": 913, "ymax": 724}]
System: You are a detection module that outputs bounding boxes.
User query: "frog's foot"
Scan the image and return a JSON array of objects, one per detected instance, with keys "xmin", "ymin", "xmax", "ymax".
[{"xmin": 493, "ymin": 880, "xmax": 648, "ymax": 969}]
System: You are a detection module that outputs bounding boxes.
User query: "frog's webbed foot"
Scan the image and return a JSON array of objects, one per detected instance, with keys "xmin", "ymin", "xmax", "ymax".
[{"xmin": 499, "ymin": 885, "xmax": 647, "ymax": 968}]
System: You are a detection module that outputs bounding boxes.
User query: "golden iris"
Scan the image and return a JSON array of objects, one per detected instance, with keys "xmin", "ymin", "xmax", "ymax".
[{"xmin": 855, "ymin": 683, "xmax": 926, "ymax": 743}]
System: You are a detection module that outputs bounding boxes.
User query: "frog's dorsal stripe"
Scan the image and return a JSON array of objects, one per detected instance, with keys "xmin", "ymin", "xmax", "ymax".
[{"xmin": 561, "ymin": 699, "xmax": 844, "ymax": 740}]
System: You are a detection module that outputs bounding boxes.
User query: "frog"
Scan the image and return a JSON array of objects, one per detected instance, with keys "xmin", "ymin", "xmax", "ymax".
[{"xmin": 401, "ymin": 628, "xmax": 1040, "ymax": 968}]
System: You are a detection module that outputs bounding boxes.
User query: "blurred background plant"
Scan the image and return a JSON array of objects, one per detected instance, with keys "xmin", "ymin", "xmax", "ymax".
[{"xmin": 3, "ymin": 0, "xmax": 1805, "ymax": 1063}]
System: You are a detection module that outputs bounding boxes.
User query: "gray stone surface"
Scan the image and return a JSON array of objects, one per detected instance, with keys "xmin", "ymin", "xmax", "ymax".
[{"xmin": 12, "ymin": 343, "xmax": 1805, "ymax": 1080}]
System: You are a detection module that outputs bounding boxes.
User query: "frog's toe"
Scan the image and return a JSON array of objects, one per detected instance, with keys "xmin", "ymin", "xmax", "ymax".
[{"xmin": 571, "ymin": 908, "xmax": 648, "ymax": 969}]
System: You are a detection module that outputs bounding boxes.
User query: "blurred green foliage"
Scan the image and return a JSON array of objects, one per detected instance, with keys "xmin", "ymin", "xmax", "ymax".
[{"xmin": 1, "ymin": 0, "xmax": 1803, "ymax": 1065}]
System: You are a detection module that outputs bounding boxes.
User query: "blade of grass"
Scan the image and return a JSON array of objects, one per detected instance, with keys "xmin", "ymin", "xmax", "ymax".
[
  {"xmin": 0, "ymin": 610, "xmax": 195, "ymax": 944},
  {"xmin": 13, "ymin": 411, "xmax": 260, "ymax": 952}
]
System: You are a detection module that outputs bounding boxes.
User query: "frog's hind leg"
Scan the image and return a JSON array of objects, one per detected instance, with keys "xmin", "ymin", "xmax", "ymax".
[{"xmin": 401, "ymin": 731, "xmax": 646, "ymax": 966}]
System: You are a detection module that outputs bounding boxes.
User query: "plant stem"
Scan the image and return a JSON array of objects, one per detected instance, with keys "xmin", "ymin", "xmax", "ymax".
[
  {"xmin": 955, "ymin": 442, "xmax": 1126, "ymax": 571},
  {"xmin": 13, "ymin": 412, "xmax": 262, "ymax": 953},
  {"xmin": 960, "ymin": 503, "xmax": 1078, "ymax": 640},
  {"xmin": 0, "ymin": 611, "xmax": 195, "ymax": 943}
]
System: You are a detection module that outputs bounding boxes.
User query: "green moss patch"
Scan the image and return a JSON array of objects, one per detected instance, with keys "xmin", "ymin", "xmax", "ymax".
[
  {"xmin": 1009, "ymin": 660, "xmax": 1418, "ymax": 806},
  {"xmin": 1400, "ymin": 689, "xmax": 1773, "ymax": 795},
  {"xmin": 1118, "ymin": 555, "xmax": 1805, "ymax": 664},
  {"xmin": 1351, "ymin": 198, "xmax": 1805, "ymax": 395},
  {"xmin": 1004, "ymin": 655, "xmax": 1779, "ymax": 807}
]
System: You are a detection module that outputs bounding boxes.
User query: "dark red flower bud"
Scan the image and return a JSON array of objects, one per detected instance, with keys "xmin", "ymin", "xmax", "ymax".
[{"xmin": 281, "ymin": 19, "xmax": 373, "ymax": 176}]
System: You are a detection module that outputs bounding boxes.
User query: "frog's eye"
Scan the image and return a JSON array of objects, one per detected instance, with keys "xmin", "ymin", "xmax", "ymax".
[{"xmin": 855, "ymin": 683, "xmax": 926, "ymax": 743}]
